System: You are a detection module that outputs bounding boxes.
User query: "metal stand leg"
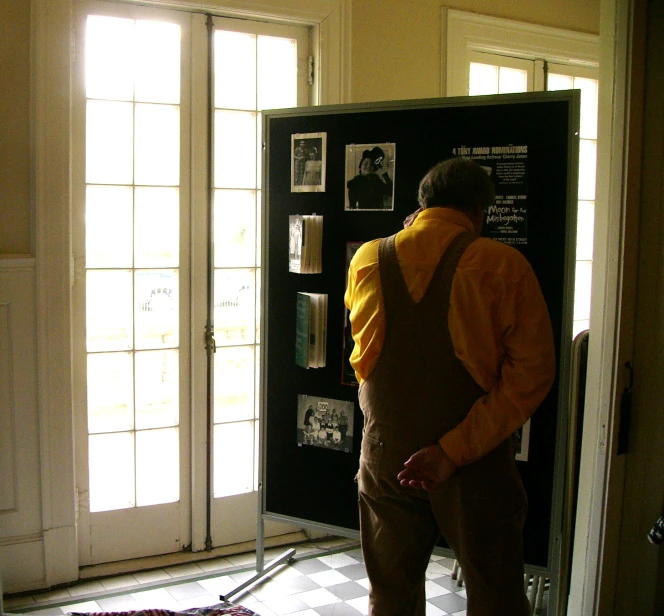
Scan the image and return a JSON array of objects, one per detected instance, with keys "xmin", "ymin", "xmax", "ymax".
[
  {"xmin": 220, "ymin": 548, "xmax": 296, "ymax": 602},
  {"xmin": 535, "ymin": 577, "xmax": 546, "ymax": 614},
  {"xmin": 527, "ymin": 575, "xmax": 541, "ymax": 615}
]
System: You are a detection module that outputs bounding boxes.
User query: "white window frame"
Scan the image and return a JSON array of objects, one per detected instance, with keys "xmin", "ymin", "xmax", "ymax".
[
  {"xmin": 32, "ymin": 0, "xmax": 349, "ymax": 588},
  {"xmin": 443, "ymin": 9, "xmax": 599, "ymax": 97}
]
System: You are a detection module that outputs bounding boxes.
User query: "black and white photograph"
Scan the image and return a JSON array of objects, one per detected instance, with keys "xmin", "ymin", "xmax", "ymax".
[
  {"xmin": 297, "ymin": 394, "xmax": 355, "ymax": 453},
  {"xmin": 291, "ymin": 132, "xmax": 326, "ymax": 193},
  {"xmin": 345, "ymin": 143, "xmax": 396, "ymax": 211}
]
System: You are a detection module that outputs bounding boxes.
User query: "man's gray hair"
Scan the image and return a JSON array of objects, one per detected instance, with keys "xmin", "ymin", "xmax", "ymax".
[{"xmin": 417, "ymin": 157, "xmax": 495, "ymax": 214}]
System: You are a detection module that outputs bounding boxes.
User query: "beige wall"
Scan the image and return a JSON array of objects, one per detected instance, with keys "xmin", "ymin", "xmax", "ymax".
[
  {"xmin": 350, "ymin": 0, "xmax": 600, "ymax": 103},
  {"xmin": 0, "ymin": 0, "xmax": 31, "ymax": 256},
  {"xmin": 0, "ymin": 0, "xmax": 600, "ymax": 254}
]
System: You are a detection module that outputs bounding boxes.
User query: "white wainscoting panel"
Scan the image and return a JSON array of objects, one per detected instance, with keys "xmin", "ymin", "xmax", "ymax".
[{"xmin": 0, "ymin": 259, "xmax": 46, "ymax": 592}]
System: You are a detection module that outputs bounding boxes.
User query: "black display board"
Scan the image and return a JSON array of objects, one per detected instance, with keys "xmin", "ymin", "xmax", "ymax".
[{"xmin": 261, "ymin": 92, "xmax": 579, "ymax": 572}]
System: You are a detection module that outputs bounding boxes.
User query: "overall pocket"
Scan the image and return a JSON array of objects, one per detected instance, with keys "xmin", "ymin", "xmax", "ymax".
[{"xmin": 358, "ymin": 433, "xmax": 384, "ymax": 498}]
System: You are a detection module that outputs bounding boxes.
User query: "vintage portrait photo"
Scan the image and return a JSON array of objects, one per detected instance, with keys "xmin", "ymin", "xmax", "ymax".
[
  {"xmin": 296, "ymin": 394, "xmax": 355, "ymax": 453},
  {"xmin": 345, "ymin": 143, "xmax": 396, "ymax": 211},
  {"xmin": 291, "ymin": 132, "xmax": 327, "ymax": 193}
]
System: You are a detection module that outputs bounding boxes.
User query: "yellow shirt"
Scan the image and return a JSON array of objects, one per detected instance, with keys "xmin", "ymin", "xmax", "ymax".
[{"xmin": 344, "ymin": 207, "xmax": 556, "ymax": 466}]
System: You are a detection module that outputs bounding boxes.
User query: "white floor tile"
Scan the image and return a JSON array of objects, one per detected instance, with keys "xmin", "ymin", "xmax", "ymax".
[
  {"xmin": 198, "ymin": 575, "xmax": 240, "ymax": 596},
  {"xmin": 355, "ymin": 577, "xmax": 370, "ymax": 590},
  {"xmin": 426, "ymin": 561, "xmax": 453, "ymax": 577},
  {"xmin": 346, "ymin": 596, "xmax": 369, "ymax": 615},
  {"xmin": 248, "ymin": 602, "xmax": 279, "ymax": 616},
  {"xmin": 174, "ymin": 593, "xmax": 220, "ymax": 609},
  {"xmin": 425, "ymin": 603, "xmax": 447, "ymax": 615},
  {"xmin": 316, "ymin": 553, "xmax": 360, "ymax": 569},
  {"xmin": 67, "ymin": 581, "xmax": 107, "ymax": 597},
  {"xmin": 249, "ymin": 580, "xmax": 296, "ymax": 601},
  {"xmin": 293, "ymin": 588, "xmax": 340, "ymax": 608},
  {"xmin": 130, "ymin": 588, "xmax": 182, "ymax": 610},
  {"xmin": 307, "ymin": 569, "xmax": 351, "ymax": 587},
  {"xmin": 425, "ymin": 580, "xmax": 452, "ymax": 599},
  {"xmin": 64, "ymin": 600, "xmax": 102, "ymax": 612},
  {"xmin": 260, "ymin": 594, "xmax": 310, "ymax": 615}
]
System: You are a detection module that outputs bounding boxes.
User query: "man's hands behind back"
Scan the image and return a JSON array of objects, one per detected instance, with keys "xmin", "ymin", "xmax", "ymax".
[{"xmin": 398, "ymin": 443, "xmax": 457, "ymax": 490}]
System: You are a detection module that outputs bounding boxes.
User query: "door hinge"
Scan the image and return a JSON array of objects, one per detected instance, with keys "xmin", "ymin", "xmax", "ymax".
[
  {"xmin": 205, "ymin": 326, "xmax": 216, "ymax": 353},
  {"xmin": 308, "ymin": 56, "xmax": 314, "ymax": 86}
]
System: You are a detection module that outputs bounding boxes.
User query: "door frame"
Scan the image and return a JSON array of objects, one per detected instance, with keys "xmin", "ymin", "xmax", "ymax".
[{"xmin": 32, "ymin": 0, "xmax": 349, "ymax": 587}]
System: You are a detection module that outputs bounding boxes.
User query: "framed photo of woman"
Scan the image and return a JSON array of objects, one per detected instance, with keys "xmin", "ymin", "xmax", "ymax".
[{"xmin": 345, "ymin": 143, "xmax": 396, "ymax": 211}]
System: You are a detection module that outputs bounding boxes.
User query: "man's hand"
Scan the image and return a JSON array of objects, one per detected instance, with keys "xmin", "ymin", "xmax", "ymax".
[{"xmin": 397, "ymin": 444, "xmax": 457, "ymax": 490}]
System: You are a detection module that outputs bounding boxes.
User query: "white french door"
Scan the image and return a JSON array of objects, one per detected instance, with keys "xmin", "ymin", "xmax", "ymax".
[{"xmin": 72, "ymin": 0, "xmax": 309, "ymax": 565}]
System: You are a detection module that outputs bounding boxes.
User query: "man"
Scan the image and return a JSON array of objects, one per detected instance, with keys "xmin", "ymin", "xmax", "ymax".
[{"xmin": 344, "ymin": 157, "xmax": 556, "ymax": 616}]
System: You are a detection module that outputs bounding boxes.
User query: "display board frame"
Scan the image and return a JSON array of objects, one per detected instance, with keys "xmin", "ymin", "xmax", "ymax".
[{"xmin": 258, "ymin": 91, "xmax": 580, "ymax": 612}]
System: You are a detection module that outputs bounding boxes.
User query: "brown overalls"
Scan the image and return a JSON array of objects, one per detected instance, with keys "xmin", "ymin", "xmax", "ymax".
[{"xmin": 357, "ymin": 232, "xmax": 530, "ymax": 616}]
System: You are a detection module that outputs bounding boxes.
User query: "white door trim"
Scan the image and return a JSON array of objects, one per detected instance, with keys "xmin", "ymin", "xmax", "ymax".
[{"xmin": 32, "ymin": 0, "xmax": 348, "ymax": 586}]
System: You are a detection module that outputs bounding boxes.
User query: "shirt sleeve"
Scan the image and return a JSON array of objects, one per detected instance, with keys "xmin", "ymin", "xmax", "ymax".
[
  {"xmin": 344, "ymin": 241, "xmax": 383, "ymax": 383},
  {"xmin": 439, "ymin": 258, "xmax": 556, "ymax": 467}
]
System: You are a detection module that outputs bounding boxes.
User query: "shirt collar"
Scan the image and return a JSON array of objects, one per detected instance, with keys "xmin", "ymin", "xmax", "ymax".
[{"xmin": 412, "ymin": 207, "xmax": 476, "ymax": 233}]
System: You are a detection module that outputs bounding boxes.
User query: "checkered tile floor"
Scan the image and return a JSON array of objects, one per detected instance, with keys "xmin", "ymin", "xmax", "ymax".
[{"xmin": 3, "ymin": 539, "xmax": 468, "ymax": 616}]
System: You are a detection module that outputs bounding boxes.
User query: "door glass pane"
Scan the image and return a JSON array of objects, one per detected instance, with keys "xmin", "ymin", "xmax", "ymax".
[
  {"xmin": 215, "ymin": 31, "xmax": 256, "ymax": 110},
  {"xmin": 214, "ymin": 189, "xmax": 257, "ymax": 267},
  {"xmin": 257, "ymin": 36, "xmax": 297, "ymax": 110},
  {"xmin": 134, "ymin": 187, "xmax": 179, "ymax": 268},
  {"xmin": 214, "ymin": 110, "xmax": 257, "ymax": 189},
  {"xmin": 89, "ymin": 432, "xmax": 135, "ymax": 512},
  {"xmin": 577, "ymin": 201, "xmax": 595, "ymax": 261},
  {"xmin": 576, "ymin": 77, "xmax": 599, "ymax": 140},
  {"xmin": 87, "ymin": 352, "xmax": 134, "ymax": 433},
  {"xmin": 135, "ymin": 269, "xmax": 179, "ymax": 350},
  {"xmin": 498, "ymin": 67, "xmax": 527, "ymax": 93},
  {"xmin": 86, "ymin": 270, "xmax": 133, "ymax": 352},
  {"xmin": 86, "ymin": 15, "xmax": 134, "ymax": 101},
  {"xmin": 214, "ymin": 346, "xmax": 255, "ymax": 423},
  {"xmin": 214, "ymin": 269, "xmax": 255, "ymax": 345},
  {"xmin": 469, "ymin": 63, "xmax": 498, "ymax": 95},
  {"xmin": 547, "ymin": 73, "xmax": 573, "ymax": 92},
  {"xmin": 579, "ymin": 139, "xmax": 597, "ymax": 201},
  {"xmin": 574, "ymin": 260, "xmax": 593, "ymax": 321},
  {"xmin": 84, "ymin": 13, "xmax": 182, "ymax": 516},
  {"xmin": 136, "ymin": 428, "xmax": 180, "ymax": 506},
  {"xmin": 135, "ymin": 349, "xmax": 179, "ymax": 429},
  {"xmin": 86, "ymin": 100, "xmax": 134, "ymax": 185},
  {"xmin": 134, "ymin": 103, "xmax": 180, "ymax": 186},
  {"xmin": 214, "ymin": 422, "xmax": 255, "ymax": 497},
  {"xmin": 212, "ymin": 24, "xmax": 300, "ymax": 500},
  {"xmin": 135, "ymin": 20, "xmax": 181, "ymax": 105},
  {"xmin": 86, "ymin": 185, "xmax": 133, "ymax": 268}
]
